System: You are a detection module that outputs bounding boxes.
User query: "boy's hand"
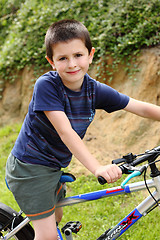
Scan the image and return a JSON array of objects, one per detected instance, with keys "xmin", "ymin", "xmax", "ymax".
[{"xmin": 95, "ymin": 164, "xmax": 122, "ymax": 184}]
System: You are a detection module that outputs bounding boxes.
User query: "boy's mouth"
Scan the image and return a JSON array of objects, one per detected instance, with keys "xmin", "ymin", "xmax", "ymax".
[{"xmin": 66, "ymin": 69, "xmax": 80, "ymax": 75}]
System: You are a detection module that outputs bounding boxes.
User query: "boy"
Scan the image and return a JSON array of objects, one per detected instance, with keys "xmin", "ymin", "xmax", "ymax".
[{"xmin": 6, "ymin": 19, "xmax": 160, "ymax": 240}]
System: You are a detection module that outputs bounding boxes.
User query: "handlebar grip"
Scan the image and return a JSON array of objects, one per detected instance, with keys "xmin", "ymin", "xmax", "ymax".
[
  {"xmin": 98, "ymin": 165, "xmax": 125, "ymax": 185},
  {"xmin": 98, "ymin": 176, "xmax": 107, "ymax": 185},
  {"xmin": 112, "ymin": 158, "xmax": 125, "ymax": 164}
]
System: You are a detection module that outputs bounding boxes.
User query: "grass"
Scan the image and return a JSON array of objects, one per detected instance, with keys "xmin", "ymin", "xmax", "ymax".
[
  {"xmin": 0, "ymin": 123, "xmax": 22, "ymax": 211},
  {"xmin": 0, "ymin": 123, "xmax": 160, "ymax": 239}
]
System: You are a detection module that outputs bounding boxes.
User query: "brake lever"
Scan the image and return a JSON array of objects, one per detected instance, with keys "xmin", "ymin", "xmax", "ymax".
[
  {"xmin": 120, "ymin": 164, "xmax": 142, "ymax": 174},
  {"xmin": 121, "ymin": 165, "xmax": 147, "ymax": 188}
]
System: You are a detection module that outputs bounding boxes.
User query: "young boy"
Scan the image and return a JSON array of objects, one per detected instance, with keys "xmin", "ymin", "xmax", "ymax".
[{"xmin": 6, "ymin": 19, "xmax": 160, "ymax": 240}]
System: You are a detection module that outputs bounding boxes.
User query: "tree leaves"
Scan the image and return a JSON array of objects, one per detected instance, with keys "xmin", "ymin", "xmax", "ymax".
[{"xmin": 0, "ymin": 0, "xmax": 159, "ymax": 81}]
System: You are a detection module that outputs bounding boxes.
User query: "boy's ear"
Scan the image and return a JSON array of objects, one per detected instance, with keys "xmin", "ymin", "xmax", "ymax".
[
  {"xmin": 45, "ymin": 56, "xmax": 56, "ymax": 69},
  {"xmin": 89, "ymin": 47, "xmax": 95, "ymax": 64}
]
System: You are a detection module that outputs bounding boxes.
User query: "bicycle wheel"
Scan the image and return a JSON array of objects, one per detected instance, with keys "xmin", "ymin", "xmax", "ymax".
[{"xmin": 0, "ymin": 202, "xmax": 34, "ymax": 240}]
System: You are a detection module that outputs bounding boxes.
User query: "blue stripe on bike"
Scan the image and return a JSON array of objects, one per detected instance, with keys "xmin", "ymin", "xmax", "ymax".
[{"xmin": 68, "ymin": 188, "xmax": 125, "ymax": 201}]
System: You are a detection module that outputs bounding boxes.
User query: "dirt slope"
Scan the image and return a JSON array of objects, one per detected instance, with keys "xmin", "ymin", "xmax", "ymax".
[{"xmin": 0, "ymin": 46, "xmax": 160, "ymax": 175}]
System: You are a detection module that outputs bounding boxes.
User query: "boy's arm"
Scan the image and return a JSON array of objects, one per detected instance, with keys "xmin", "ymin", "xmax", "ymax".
[
  {"xmin": 124, "ymin": 98, "xmax": 160, "ymax": 120},
  {"xmin": 44, "ymin": 110, "xmax": 122, "ymax": 183}
]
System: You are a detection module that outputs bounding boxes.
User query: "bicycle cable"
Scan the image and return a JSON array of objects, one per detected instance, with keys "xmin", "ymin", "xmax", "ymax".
[{"xmin": 143, "ymin": 159, "xmax": 160, "ymax": 213}]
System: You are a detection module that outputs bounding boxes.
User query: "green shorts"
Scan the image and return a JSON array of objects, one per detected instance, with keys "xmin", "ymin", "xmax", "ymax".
[{"xmin": 6, "ymin": 153, "xmax": 65, "ymax": 220}]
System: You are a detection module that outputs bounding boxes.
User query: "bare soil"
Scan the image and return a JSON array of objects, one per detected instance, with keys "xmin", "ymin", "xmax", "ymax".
[{"xmin": 0, "ymin": 46, "xmax": 160, "ymax": 176}]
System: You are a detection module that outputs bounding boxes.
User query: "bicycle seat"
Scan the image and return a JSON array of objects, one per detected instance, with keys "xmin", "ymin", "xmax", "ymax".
[
  {"xmin": 60, "ymin": 172, "xmax": 76, "ymax": 183},
  {"xmin": 5, "ymin": 173, "xmax": 76, "ymax": 191}
]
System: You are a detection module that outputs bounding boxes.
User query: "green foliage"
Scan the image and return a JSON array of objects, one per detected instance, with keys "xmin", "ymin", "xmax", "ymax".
[
  {"xmin": 0, "ymin": 0, "xmax": 160, "ymax": 86},
  {"xmin": 0, "ymin": 0, "xmax": 160, "ymax": 83}
]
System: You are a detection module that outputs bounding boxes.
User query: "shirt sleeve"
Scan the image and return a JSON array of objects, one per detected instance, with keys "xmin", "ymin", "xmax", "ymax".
[
  {"xmin": 95, "ymin": 81, "xmax": 129, "ymax": 113},
  {"xmin": 33, "ymin": 74, "xmax": 64, "ymax": 112}
]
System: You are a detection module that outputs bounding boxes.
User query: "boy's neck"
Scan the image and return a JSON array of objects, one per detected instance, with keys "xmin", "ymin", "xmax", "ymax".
[
  {"xmin": 64, "ymin": 83, "xmax": 82, "ymax": 92},
  {"xmin": 62, "ymin": 78, "xmax": 84, "ymax": 92}
]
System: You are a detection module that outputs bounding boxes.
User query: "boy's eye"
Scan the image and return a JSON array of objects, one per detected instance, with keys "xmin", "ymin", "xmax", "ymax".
[
  {"xmin": 76, "ymin": 53, "xmax": 83, "ymax": 57},
  {"xmin": 59, "ymin": 57, "xmax": 66, "ymax": 61}
]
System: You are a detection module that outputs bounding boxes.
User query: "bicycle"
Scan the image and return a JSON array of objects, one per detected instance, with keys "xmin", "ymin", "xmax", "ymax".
[{"xmin": 1, "ymin": 145, "xmax": 160, "ymax": 240}]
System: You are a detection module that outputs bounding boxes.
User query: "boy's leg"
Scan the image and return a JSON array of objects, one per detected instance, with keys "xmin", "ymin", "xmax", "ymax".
[
  {"xmin": 32, "ymin": 208, "xmax": 63, "ymax": 240},
  {"xmin": 6, "ymin": 155, "xmax": 65, "ymax": 239},
  {"xmin": 55, "ymin": 207, "xmax": 63, "ymax": 224},
  {"xmin": 32, "ymin": 213, "xmax": 58, "ymax": 240}
]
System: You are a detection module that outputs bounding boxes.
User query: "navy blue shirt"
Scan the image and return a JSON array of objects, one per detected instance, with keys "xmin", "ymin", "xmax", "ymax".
[{"xmin": 12, "ymin": 71, "xmax": 129, "ymax": 169}]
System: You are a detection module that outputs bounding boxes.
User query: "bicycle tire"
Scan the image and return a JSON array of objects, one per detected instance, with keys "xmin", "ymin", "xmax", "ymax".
[{"xmin": 0, "ymin": 202, "xmax": 34, "ymax": 240}]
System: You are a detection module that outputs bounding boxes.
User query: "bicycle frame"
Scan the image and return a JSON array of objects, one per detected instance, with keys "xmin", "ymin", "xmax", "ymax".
[{"xmin": 2, "ymin": 175, "xmax": 160, "ymax": 240}]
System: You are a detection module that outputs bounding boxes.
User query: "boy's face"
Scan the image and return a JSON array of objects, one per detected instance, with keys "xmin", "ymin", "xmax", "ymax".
[{"xmin": 47, "ymin": 39, "xmax": 95, "ymax": 91}]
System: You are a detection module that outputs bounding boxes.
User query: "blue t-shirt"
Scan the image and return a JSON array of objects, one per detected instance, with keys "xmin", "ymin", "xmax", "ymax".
[{"xmin": 12, "ymin": 71, "xmax": 129, "ymax": 169}]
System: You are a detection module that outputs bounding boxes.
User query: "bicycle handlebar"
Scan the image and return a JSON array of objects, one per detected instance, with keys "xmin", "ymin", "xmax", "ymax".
[{"xmin": 98, "ymin": 146, "xmax": 160, "ymax": 185}]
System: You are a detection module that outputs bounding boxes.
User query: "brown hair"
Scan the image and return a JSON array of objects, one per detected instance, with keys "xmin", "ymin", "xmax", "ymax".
[{"xmin": 45, "ymin": 19, "xmax": 92, "ymax": 60}]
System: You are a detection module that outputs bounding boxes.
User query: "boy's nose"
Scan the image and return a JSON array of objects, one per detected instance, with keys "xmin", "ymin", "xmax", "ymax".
[{"xmin": 68, "ymin": 58, "xmax": 76, "ymax": 68}]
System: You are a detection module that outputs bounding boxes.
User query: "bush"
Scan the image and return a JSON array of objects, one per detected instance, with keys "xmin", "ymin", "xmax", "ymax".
[{"xmin": 0, "ymin": 0, "xmax": 160, "ymax": 81}]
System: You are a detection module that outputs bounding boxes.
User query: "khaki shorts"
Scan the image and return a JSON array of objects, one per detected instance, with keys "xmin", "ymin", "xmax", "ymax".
[{"xmin": 6, "ymin": 153, "xmax": 65, "ymax": 220}]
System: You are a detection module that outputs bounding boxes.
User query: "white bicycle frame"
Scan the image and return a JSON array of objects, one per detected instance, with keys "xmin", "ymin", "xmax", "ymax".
[{"xmin": 2, "ymin": 175, "xmax": 160, "ymax": 240}]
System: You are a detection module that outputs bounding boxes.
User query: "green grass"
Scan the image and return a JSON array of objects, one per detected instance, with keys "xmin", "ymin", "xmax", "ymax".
[
  {"xmin": 0, "ymin": 123, "xmax": 160, "ymax": 239},
  {"xmin": 0, "ymin": 123, "xmax": 22, "ymax": 211}
]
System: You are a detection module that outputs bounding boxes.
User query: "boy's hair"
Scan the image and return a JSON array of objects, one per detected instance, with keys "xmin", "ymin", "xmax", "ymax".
[{"xmin": 45, "ymin": 19, "xmax": 92, "ymax": 61}]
